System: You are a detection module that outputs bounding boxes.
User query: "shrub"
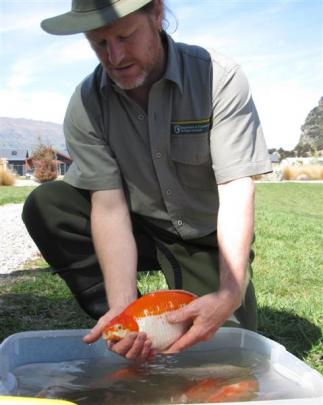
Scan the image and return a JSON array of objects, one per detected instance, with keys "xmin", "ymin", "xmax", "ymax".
[
  {"xmin": 33, "ymin": 159, "xmax": 58, "ymax": 183},
  {"xmin": 0, "ymin": 160, "xmax": 16, "ymax": 186},
  {"xmin": 252, "ymin": 174, "xmax": 263, "ymax": 181},
  {"xmin": 31, "ymin": 144, "xmax": 58, "ymax": 183},
  {"xmin": 282, "ymin": 165, "xmax": 323, "ymax": 180}
]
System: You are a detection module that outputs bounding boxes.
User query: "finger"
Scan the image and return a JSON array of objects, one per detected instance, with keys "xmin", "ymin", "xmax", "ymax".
[
  {"xmin": 83, "ymin": 322, "xmax": 104, "ymax": 344},
  {"xmin": 110, "ymin": 332, "xmax": 138, "ymax": 356},
  {"xmin": 124, "ymin": 332, "xmax": 148, "ymax": 360},
  {"xmin": 167, "ymin": 304, "xmax": 195, "ymax": 324},
  {"xmin": 83, "ymin": 309, "xmax": 123, "ymax": 344},
  {"xmin": 138, "ymin": 339, "xmax": 154, "ymax": 362},
  {"xmin": 106, "ymin": 339, "xmax": 117, "ymax": 350}
]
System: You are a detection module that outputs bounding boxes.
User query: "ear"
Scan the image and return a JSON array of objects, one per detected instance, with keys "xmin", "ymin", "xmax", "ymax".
[{"xmin": 151, "ymin": 0, "xmax": 164, "ymax": 30}]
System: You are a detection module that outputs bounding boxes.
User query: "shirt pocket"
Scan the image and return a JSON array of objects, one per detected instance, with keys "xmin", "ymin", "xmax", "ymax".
[{"xmin": 171, "ymin": 132, "xmax": 217, "ymax": 190}]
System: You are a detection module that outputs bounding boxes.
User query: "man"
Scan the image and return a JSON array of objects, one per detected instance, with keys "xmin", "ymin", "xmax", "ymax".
[{"xmin": 23, "ymin": 0, "xmax": 272, "ymax": 361}]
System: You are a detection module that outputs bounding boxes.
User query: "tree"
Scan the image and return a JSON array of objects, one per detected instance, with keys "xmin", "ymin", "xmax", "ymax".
[
  {"xmin": 31, "ymin": 143, "xmax": 58, "ymax": 183},
  {"xmin": 294, "ymin": 143, "xmax": 315, "ymax": 157}
]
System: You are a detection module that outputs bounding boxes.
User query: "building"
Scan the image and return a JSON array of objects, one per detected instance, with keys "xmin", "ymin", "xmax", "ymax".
[
  {"xmin": 0, "ymin": 149, "xmax": 29, "ymax": 176},
  {"xmin": 0, "ymin": 148, "xmax": 72, "ymax": 176}
]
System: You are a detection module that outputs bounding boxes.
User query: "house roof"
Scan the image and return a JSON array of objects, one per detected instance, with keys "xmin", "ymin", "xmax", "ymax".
[
  {"xmin": 0, "ymin": 148, "xmax": 71, "ymax": 161},
  {"xmin": 0, "ymin": 149, "xmax": 29, "ymax": 161}
]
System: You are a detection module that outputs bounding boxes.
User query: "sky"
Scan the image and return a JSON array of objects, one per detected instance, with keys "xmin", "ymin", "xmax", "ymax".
[{"xmin": 0, "ymin": 0, "xmax": 322, "ymax": 150}]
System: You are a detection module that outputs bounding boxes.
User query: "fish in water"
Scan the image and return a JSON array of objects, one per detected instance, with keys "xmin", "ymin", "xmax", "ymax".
[
  {"xmin": 99, "ymin": 363, "xmax": 258, "ymax": 403},
  {"xmin": 102, "ymin": 290, "xmax": 196, "ymax": 351},
  {"xmin": 175, "ymin": 376, "xmax": 258, "ymax": 403}
]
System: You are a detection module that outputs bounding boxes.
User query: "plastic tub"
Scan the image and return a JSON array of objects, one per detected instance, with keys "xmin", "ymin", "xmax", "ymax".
[
  {"xmin": 0, "ymin": 328, "xmax": 322, "ymax": 404},
  {"xmin": 0, "ymin": 397, "xmax": 75, "ymax": 404}
]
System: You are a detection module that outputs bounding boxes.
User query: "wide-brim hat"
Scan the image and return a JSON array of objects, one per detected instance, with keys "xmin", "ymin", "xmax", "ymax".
[{"xmin": 41, "ymin": 0, "xmax": 153, "ymax": 35}]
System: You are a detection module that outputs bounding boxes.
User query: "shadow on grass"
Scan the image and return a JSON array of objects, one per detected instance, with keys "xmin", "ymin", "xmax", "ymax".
[
  {"xmin": 257, "ymin": 306, "xmax": 322, "ymax": 361},
  {"xmin": 0, "ymin": 267, "xmax": 94, "ymax": 343}
]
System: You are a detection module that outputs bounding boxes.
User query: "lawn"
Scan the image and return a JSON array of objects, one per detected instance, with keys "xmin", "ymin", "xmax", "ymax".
[
  {"xmin": 253, "ymin": 183, "xmax": 323, "ymax": 373},
  {"xmin": 0, "ymin": 183, "xmax": 322, "ymax": 373},
  {"xmin": 0, "ymin": 186, "xmax": 36, "ymax": 205}
]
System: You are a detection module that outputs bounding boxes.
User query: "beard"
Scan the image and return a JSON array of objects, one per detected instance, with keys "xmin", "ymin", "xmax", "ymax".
[{"xmin": 111, "ymin": 68, "xmax": 149, "ymax": 90}]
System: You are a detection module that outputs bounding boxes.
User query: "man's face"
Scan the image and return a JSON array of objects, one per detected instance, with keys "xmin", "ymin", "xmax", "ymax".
[{"xmin": 85, "ymin": 9, "xmax": 163, "ymax": 90}]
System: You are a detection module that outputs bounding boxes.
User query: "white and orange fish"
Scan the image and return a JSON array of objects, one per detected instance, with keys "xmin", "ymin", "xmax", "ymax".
[
  {"xmin": 102, "ymin": 290, "xmax": 196, "ymax": 351},
  {"xmin": 177, "ymin": 377, "xmax": 258, "ymax": 403}
]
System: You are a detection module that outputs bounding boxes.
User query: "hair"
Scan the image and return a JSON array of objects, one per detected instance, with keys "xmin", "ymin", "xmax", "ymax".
[{"xmin": 140, "ymin": 0, "xmax": 178, "ymax": 33}]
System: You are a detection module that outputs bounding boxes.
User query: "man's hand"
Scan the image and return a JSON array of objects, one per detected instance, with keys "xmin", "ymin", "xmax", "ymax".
[
  {"xmin": 163, "ymin": 291, "xmax": 240, "ymax": 353},
  {"xmin": 83, "ymin": 307, "xmax": 155, "ymax": 361},
  {"xmin": 107, "ymin": 331, "xmax": 154, "ymax": 361}
]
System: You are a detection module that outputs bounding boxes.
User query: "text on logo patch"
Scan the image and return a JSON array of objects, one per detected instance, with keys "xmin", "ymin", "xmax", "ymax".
[{"xmin": 171, "ymin": 119, "xmax": 211, "ymax": 135}]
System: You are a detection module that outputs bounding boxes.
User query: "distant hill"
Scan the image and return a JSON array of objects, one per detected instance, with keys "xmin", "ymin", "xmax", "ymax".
[
  {"xmin": 0, "ymin": 117, "xmax": 67, "ymax": 154},
  {"xmin": 269, "ymin": 97, "xmax": 323, "ymax": 160}
]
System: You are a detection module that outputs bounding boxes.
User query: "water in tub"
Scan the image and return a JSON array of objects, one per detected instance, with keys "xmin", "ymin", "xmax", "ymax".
[{"xmin": 11, "ymin": 348, "xmax": 316, "ymax": 404}]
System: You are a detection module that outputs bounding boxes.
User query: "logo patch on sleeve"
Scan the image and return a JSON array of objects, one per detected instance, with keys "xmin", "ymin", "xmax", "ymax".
[{"xmin": 171, "ymin": 119, "xmax": 211, "ymax": 135}]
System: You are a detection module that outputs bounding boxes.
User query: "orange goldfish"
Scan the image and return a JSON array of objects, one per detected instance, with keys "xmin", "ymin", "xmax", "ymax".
[
  {"xmin": 102, "ymin": 290, "xmax": 196, "ymax": 351},
  {"xmin": 207, "ymin": 378, "xmax": 258, "ymax": 402},
  {"xmin": 171, "ymin": 376, "xmax": 258, "ymax": 404},
  {"xmin": 176, "ymin": 376, "xmax": 258, "ymax": 403}
]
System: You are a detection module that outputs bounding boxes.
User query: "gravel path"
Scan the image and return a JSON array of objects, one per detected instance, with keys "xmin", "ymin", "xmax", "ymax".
[{"xmin": 0, "ymin": 203, "xmax": 40, "ymax": 274}]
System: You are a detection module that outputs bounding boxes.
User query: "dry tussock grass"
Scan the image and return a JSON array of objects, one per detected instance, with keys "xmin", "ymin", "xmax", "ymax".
[
  {"xmin": 252, "ymin": 174, "xmax": 263, "ymax": 180},
  {"xmin": 282, "ymin": 165, "xmax": 323, "ymax": 180},
  {"xmin": 0, "ymin": 166, "xmax": 16, "ymax": 186},
  {"xmin": 0, "ymin": 159, "xmax": 16, "ymax": 186}
]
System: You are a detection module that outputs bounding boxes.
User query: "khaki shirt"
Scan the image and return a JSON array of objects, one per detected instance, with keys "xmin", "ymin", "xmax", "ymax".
[{"xmin": 64, "ymin": 34, "xmax": 272, "ymax": 239}]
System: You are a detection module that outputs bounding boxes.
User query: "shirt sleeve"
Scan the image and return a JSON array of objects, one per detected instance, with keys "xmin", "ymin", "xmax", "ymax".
[
  {"xmin": 210, "ymin": 58, "xmax": 272, "ymax": 184},
  {"xmin": 63, "ymin": 83, "xmax": 123, "ymax": 191}
]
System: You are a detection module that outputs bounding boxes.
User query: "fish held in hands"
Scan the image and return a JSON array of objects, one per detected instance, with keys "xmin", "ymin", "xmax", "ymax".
[{"xmin": 102, "ymin": 290, "xmax": 196, "ymax": 351}]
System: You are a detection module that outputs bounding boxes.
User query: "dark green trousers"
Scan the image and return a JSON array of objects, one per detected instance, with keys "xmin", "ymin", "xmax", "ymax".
[{"xmin": 22, "ymin": 180, "xmax": 257, "ymax": 329}]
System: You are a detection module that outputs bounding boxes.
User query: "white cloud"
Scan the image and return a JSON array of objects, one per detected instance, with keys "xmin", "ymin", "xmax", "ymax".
[
  {"xmin": 54, "ymin": 38, "xmax": 96, "ymax": 63},
  {"xmin": 0, "ymin": 12, "xmax": 47, "ymax": 33},
  {"xmin": 172, "ymin": 31, "xmax": 234, "ymax": 51},
  {"xmin": 4, "ymin": 38, "xmax": 95, "ymax": 91},
  {"xmin": 0, "ymin": 89, "xmax": 68, "ymax": 124},
  {"xmin": 253, "ymin": 80, "xmax": 321, "ymax": 150},
  {"xmin": 0, "ymin": 2, "xmax": 67, "ymax": 33},
  {"xmin": 6, "ymin": 57, "xmax": 39, "ymax": 89}
]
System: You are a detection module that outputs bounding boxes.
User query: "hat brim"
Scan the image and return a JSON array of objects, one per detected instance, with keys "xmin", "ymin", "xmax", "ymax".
[{"xmin": 41, "ymin": 0, "xmax": 152, "ymax": 35}]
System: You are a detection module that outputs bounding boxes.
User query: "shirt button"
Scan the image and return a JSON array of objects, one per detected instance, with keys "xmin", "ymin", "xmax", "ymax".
[
  {"xmin": 166, "ymin": 188, "xmax": 172, "ymax": 196},
  {"xmin": 177, "ymin": 220, "xmax": 183, "ymax": 226},
  {"xmin": 155, "ymin": 152, "xmax": 162, "ymax": 159},
  {"xmin": 137, "ymin": 114, "xmax": 145, "ymax": 121}
]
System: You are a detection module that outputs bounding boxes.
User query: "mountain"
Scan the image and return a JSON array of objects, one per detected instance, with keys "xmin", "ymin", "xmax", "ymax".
[
  {"xmin": 297, "ymin": 97, "xmax": 323, "ymax": 150},
  {"xmin": 0, "ymin": 117, "xmax": 67, "ymax": 154},
  {"xmin": 268, "ymin": 97, "xmax": 323, "ymax": 160}
]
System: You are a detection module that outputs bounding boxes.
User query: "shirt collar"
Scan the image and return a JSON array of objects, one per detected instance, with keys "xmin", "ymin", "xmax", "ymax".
[
  {"xmin": 162, "ymin": 33, "xmax": 183, "ymax": 94},
  {"xmin": 99, "ymin": 33, "xmax": 183, "ymax": 95}
]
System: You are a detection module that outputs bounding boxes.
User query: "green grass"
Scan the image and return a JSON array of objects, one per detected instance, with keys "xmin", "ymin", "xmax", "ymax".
[
  {"xmin": 0, "ymin": 186, "xmax": 36, "ymax": 205},
  {"xmin": 0, "ymin": 183, "xmax": 322, "ymax": 374},
  {"xmin": 254, "ymin": 183, "xmax": 323, "ymax": 373},
  {"xmin": 0, "ymin": 269, "xmax": 94, "ymax": 335}
]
